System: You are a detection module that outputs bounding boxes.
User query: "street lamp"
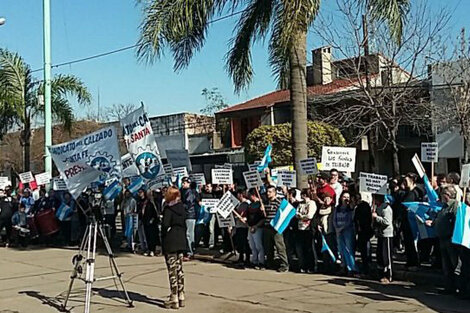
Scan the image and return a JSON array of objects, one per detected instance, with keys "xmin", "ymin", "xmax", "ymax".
[{"xmin": 0, "ymin": 17, "xmax": 6, "ymax": 26}]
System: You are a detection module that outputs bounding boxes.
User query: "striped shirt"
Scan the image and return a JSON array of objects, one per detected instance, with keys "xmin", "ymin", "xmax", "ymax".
[{"xmin": 264, "ymin": 198, "xmax": 281, "ymax": 225}]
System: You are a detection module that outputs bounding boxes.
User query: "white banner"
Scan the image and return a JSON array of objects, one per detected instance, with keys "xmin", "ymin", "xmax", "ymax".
[
  {"xmin": 121, "ymin": 153, "xmax": 140, "ymax": 178},
  {"xmin": 421, "ymin": 142, "xmax": 438, "ymax": 163},
  {"xmin": 299, "ymin": 158, "xmax": 318, "ymax": 175},
  {"xmin": 321, "ymin": 146, "xmax": 356, "ymax": 172},
  {"xmin": 201, "ymin": 198, "xmax": 219, "ymax": 213},
  {"xmin": 35, "ymin": 172, "xmax": 52, "ymax": 186},
  {"xmin": 211, "ymin": 168, "xmax": 233, "ymax": 185},
  {"xmin": 277, "ymin": 170, "xmax": 297, "ymax": 188},
  {"xmin": 121, "ymin": 106, "xmax": 164, "ymax": 180},
  {"xmin": 243, "ymin": 170, "xmax": 263, "ymax": 189},
  {"xmin": 0, "ymin": 177, "xmax": 10, "ymax": 190},
  {"xmin": 460, "ymin": 164, "xmax": 470, "ymax": 188},
  {"xmin": 19, "ymin": 171, "xmax": 34, "ymax": 184},
  {"xmin": 166, "ymin": 149, "xmax": 192, "ymax": 172},
  {"xmin": 216, "ymin": 191, "xmax": 240, "ymax": 218},
  {"xmin": 359, "ymin": 172, "xmax": 388, "ymax": 194}
]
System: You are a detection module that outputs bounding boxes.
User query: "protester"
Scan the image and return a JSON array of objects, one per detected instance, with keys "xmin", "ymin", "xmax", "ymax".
[
  {"xmin": 0, "ymin": 189, "xmax": 13, "ymax": 246},
  {"xmin": 334, "ymin": 191, "xmax": 358, "ymax": 275},
  {"xmin": 330, "ymin": 169, "xmax": 343, "ymax": 205},
  {"xmin": 400, "ymin": 173, "xmax": 421, "ymax": 269},
  {"xmin": 200, "ymin": 183, "xmax": 216, "ymax": 248},
  {"xmin": 20, "ymin": 188, "xmax": 34, "ymax": 214},
  {"xmin": 295, "ymin": 189, "xmax": 317, "ymax": 273},
  {"xmin": 121, "ymin": 189, "xmax": 137, "ymax": 250},
  {"xmin": 181, "ymin": 178, "xmax": 197, "ymax": 259},
  {"xmin": 353, "ymin": 193, "xmax": 373, "ymax": 274},
  {"xmin": 247, "ymin": 188, "xmax": 265, "ymax": 269},
  {"xmin": 314, "ymin": 190, "xmax": 336, "ymax": 273},
  {"xmin": 373, "ymin": 193, "xmax": 394, "ymax": 284},
  {"xmin": 137, "ymin": 188, "xmax": 158, "ymax": 257},
  {"xmin": 314, "ymin": 172, "xmax": 337, "ymax": 207},
  {"xmin": 58, "ymin": 192, "xmax": 76, "ymax": 246},
  {"xmin": 161, "ymin": 186, "xmax": 187, "ymax": 309},
  {"xmin": 447, "ymin": 172, "xmax": 463, "ymax": 201},
  {"xmin": 234, "ymin": 189, "xmax": 250, "ymax": 266},
  {"xmin": 263, "ymin": 185, "xmax": 289, "ymax": 272},
  {"xmin": 11, "ymin": 202, "xmax": 29, "ymax": 247}
]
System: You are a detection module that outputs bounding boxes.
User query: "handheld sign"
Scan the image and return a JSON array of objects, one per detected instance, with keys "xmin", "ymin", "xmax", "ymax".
[
  {"xmin": 190, "ymin": 173, "xmax": 206, "ymax": 186},
  {"xmin": 216, "ymin": 191, "xmax": 239, "ymax": 218},
  {"xmin": 173, "ymin": 166, "xmax": 188, "ymax": 178},
  {"xmin": 321, "ymin": 146, "xmax": 356, "ymax": 172},
  {"xmin": 460, "ymin": 164, "xmax": 470, "ymax": 188},
  {"xmin": 35, "ymin": 172, "xmax": 52, "ymax": 186},
  {"xmin": 201, "ymin": 198, "xmax": 220, "ymax": 213},
  {"xmin": 277, "ymin": 170, "xmax": 297, "ymax": 188},
  {"xmin": 211, "ymin": 168, "xmax": 233, "ymax": 185},
  {"xmin": 359, "ymin": 172, "xmax": 388, "ymax": 194},
  {"xmin": 411, "ymin": 154, "xmax": 426, "ymax": 178},
  {"xmin": 299, "ymin": 158, "xmax": 318, "ymax": 175},
  {"xmin": 19, "ymin": 171, "xmax": 35, "ymax": 184},
  {"xmin": 166, "ymin": 149, "xmax": 192, "ymax": 172},
  {"xmin": 215, "ymin": 164, "xmax": 232, "ymax": 170},
  {"xmin": 163, "ymin": 163, "xmax": 174, "ymax": 176},
  {"xmin": 243, "ymin": 170, "xmax": 263, "ymax": 189},
  {"xmin": 421, "ymin": 142, "xmax": 438, "ymax": 163},
  {"xmin": 216, "ymin": 212, "xmax": 235, "ymax": 228},
  {"xmin": 0, "ymin": 177, "xmax": 10, "ymax": 190}
]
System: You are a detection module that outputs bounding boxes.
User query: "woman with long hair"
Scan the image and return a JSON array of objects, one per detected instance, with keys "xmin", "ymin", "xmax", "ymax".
[{"xmin": 161, "ymin": 187, "xmax": 187, "ymax": 309}]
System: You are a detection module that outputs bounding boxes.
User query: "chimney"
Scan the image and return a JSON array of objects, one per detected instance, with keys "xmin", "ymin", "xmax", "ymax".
[{"xmin": 313, "ymin": 46, "xmax": 332, "ymax": 85}]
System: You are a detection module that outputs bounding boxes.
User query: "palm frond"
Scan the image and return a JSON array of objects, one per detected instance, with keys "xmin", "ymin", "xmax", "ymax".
[
  {"xmin": 50, "ymin": 74, "xmax": 92, "ymax": 105},
  {"xmin": 367, "ymin": 0, "xmax": 410, "ymax": 45},
  {"xmin": 51, "ymin": 96, "xmax": 74, "ymax": 132}
]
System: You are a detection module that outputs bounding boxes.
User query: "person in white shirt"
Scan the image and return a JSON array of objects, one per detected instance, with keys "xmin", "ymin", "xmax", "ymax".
[
  {"xmin": 329, "ymin": 169, "xmax": 343, "ymax": 205},
  {"xmin": 295, "ymin": 189, "xmax": 317, "ymax": 273}
]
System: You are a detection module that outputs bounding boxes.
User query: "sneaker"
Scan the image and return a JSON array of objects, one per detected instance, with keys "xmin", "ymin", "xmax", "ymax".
[
  {"xmin": 149, "ymin": 251, "xmax": 155, "ymax": 257},
  {"xmin": 143, "ymin": 251, "xmax": 149, "ymax": 256},
  {"xmin": 380, "ymin": 278, "xmax": 391, "ymax": 285},
  {"xmin": 277, "ymin": 267, "xmax": 289, "ymax": 273}
]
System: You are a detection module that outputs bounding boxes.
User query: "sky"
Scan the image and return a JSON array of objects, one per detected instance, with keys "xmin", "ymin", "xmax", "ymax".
[{"xmin": 0, "ymin": 0, "xmax": 467, "ymax": 119}]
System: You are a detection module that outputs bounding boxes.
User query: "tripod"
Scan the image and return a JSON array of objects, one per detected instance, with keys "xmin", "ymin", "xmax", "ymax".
[{"xmin": 61, "ymin": 217, "xmax": 133, "ymax": 313}]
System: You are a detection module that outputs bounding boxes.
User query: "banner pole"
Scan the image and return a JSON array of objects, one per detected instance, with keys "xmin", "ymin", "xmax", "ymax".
[{"xmin": 431, "ymin": 161, "xmax": 435, "ymax": 184}]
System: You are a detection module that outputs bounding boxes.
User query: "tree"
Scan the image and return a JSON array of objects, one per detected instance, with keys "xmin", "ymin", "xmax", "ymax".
[
  {"xmin": 311, "ymin": 0, "xmax": 448, "ymax": 175},
  {"xmin": 137, "ymin": 0, "xmax": 409, "ymax": 187},
  {"xmin": 245, "ymin": 121, "xmax": 345, "ymax": 166},
  {"xmin": 105, "ymin": 103, "xmax": 138, "ymax": 121},
  {"xmin": 200, "ymin": 87, "xmax": 228, "ymax": 115},
  {"xmin": 0, "ymin": 49, "xmax": 91, "ymax": 171}
]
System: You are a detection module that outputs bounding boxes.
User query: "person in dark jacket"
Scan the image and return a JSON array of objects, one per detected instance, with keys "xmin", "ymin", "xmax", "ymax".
[
  {"xmin": 354, "ymin": 193, "xmax": 373, "ymax": 274},
  {"xmin": 161, "ymin": 186, "xmax": 187, "ymax": 309},
  {"xmin": 137, "ymin": 188, "xmax": 158, "ymax": 257},
  {"xmin": 181, "ymin": 178, "xmax": 198, "ymax": 258},
  {"xmin": 0, "ymin": 189, "xmax": 13, "ymax": 246}
]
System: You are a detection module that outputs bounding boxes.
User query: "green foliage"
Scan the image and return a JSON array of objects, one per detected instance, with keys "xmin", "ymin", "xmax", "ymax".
[
  {"xmin": 200, "ymin": 87, "xmax": 228, "ymax": 115},
  {"xmin": 245, "ymin": 121, "xmax": 346, "ymax": 166}
]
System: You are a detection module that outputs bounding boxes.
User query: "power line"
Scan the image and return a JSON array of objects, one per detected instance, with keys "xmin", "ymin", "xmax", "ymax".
[{"xmin": 31, "ymin": 9, "xmax": 246, "ymax": 73}]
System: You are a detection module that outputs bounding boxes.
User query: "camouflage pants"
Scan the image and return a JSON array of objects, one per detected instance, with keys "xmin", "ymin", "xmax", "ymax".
[{"xmin": 165, "ymin": 253, "xmax": 185, "ymax": 295}]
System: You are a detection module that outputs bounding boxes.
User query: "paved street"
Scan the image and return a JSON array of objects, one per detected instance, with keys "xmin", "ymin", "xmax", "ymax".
[{"xmin": 0, "ymin": 247, "xmax": 468, "ymax": 313}]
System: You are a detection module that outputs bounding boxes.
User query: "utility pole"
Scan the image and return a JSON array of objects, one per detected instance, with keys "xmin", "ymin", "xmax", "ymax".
[{"xmin": 43, "ymin": 0, "xmax": 52, "ymax": 175}]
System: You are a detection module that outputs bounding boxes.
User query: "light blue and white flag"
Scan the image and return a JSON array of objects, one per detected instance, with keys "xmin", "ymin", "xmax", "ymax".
[
  {"xmin": 128, "ymin": 176, "xmax": 145, "ymax": 195},
  {"xmin": 103, "ymin": 180, "xmax": 122, "ymax": 200},
  {"xmin": 125, "ymin": 214, "xmax": 138, "ymax": 239},
  {"xmin": 423, "ymin": 174, "xmax": 439, "ymax": 205},
  {"xmin": 321, "ymin": 233, "xmax": 336, "ymax": 263},
  {"xmin": 257, "ymin": 144, "xmax": 272, "ymax": 173},
  {"xmin": 270, "ymin": 199, "xmax": 296, "ymax": 234},
  {"xmin": 452, "ymin": 202, "xmax": 470, "ymax": 249},
  {"xmin": 56, "ymin": 203, "xmax": 73, "ymax": 221},
  {"xmin": 403, "ymin": 201, "xmax": 441, "ymax": 240}
]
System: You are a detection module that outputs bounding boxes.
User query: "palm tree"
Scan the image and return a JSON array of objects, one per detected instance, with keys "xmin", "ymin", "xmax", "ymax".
[
  {"xmin": 137, "ymin": 0, "xmax": 409, "ymax": 186},
  {"xmin": 0, "ymin": 49, "xmax": 92, "ymax": 172}
]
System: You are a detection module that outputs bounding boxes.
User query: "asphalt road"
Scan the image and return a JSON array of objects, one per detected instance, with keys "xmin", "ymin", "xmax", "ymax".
[{"xmin": 0, "ymin": 247, "xmax": 467, "ymax": 313}]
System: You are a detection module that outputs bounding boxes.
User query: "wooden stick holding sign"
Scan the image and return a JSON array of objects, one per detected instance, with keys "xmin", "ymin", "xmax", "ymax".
[{"xmin": 421, "ymin": 142, "xmax": 438, "ymax": 183}]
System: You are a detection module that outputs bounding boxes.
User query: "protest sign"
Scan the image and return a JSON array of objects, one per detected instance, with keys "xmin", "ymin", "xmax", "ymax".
[
  {"xmin": 173, "ymin": 166, "xmax": 189, "ymax": 178},
  {"xmin": 121, "ymin": 106, "xmax": 164, "ymax": 180},
  {"xmin": 166, "ymin": 149, "xmax": 192, "ymax": 172},
  {"xmin": 35, "ymin": 172, "xmax": 52, "ymax": 186},
  {"xmin": 201, "ymin": 198, "xmax": 220, "ymax": 213},
  {"xmin": 321, "ymin": 146, "xmax": 357, "ymax": 172},
  {"xmin": 190, "ymin": 173, "xmax": 206, "ymax": 186},
  {"xmin": 0, "ymin": 177, "xmax": 10, "ymax": 190},
  {"xmin": 299, "ymin": 158, "xmax": 318, "ymax": 175},
  {"xmin": 243, "ymin": 170, "xmax": 263, "ymax": 189},
  {"xmin": 216, "ymin": 212, "xmax": 235, "ymax": 228},
  {"xmin": 411, "ymin": 154, "xmax": 426, "ymax": 178},
  {"xmin": 421, "ymin": 142, "xmax": 439, "ymax": 163},
  {"xmin": 121, "ymin": 153, "xmax": 140, "ymax": 178},
  {"xmin": 460, "ymin": 164, "xmax": 470, "ymax": 188},
  {"xmin": 163, "ymin": 163, "xmax": 174, "ymax": 176},
  {"xmin": 216, "ymin": 191, "xmax": 240, "ymax": 218},
  {"xmin": 52, "ymin": 177, "xmax": 68, "ymax": 191},
  {"xmin": 359, "ymin": 172, "xmax": 388, "ymax": 194},
  {"xmin": 215, "ymin": 164, "xmax": 232, "ymax": 170},
  {"xmin": 19, "ymin": 171, "xmax": 35, "ymax": 184},
  {"xmin": 211, "ymin": 168, "xmax": 233, "ymax": 185},
  {"xmin": 277, "ymin": 170, "xmax": 297, "ymax": 188}
]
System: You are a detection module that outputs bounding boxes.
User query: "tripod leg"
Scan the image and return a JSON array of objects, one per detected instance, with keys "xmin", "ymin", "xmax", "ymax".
[
  {"xmin": 84, "ymin": 223, "xmax": 98, "ymax": 313},
  {"xmin": 62, "ymin": 224, "xmax": 91, "ymax": 311},
  {"xmin": 98, "ymin": 224, "xmax": 134, "ymax": 307}
]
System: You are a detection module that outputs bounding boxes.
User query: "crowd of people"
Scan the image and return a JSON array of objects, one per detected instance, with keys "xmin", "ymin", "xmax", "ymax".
[{"xmin": 1, "ymin": 167, "xmax": 470, "ymax": 303}]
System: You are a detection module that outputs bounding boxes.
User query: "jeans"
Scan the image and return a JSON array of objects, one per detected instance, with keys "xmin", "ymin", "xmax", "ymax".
[
  {"xmin": 209, "ymin": 214, "xmax": 216, "ymax": 247},
  {"xmin": 402, "ymin": 214, "xmax": 419, "ymax": 267},
  {"xmin": 186, "ymin": 219, "xmax": 196, "ymax": 256},
  {"xmin": 248, "ymin": 228, "xmax": 264, "ymax": 265},
  {"xmin": 336, "ymin": 227, "xmax": 358, "ymax": 272},
  {"xmin": 138, "ymin": 220, "xmax": 148, "ymax": 252},
  {"xmin": 263, "ymin": 226, "xmax": 289, "ymax": 270}
]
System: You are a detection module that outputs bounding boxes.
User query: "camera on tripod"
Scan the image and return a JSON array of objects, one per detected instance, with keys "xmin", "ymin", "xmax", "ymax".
[{"xmin": 82, "ymin": 187, "xmax": 105, "ymax": 223}]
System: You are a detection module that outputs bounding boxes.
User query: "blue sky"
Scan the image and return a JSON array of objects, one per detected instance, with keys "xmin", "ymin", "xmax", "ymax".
[{"xmin": 0, "ymin": 0, "xmax": 466, "ymax": 119}]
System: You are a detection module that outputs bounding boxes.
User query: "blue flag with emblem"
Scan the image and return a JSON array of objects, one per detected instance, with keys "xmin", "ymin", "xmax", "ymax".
[
  {"xmin": 452, "ymin": 202, "xmax": 470, "ymax": 249},
  {"xmin": 103, "ymin": 180, "xmax": 122, "ymax": 200},
  {"xmin": 321, "ymin": 233, "xmax": 336, "ymax": 263},
  {"xmin": 269, "ymin": 199, "xmax": 296, "ymax": 234},
  {"xmin": 257, "ymin": 144, "xmax": 272, "ymax": 173},
  {"xmin": 403, "ymin": 201, "xmax": 441, "ymax": 240},
  {"xmin": 56, "ymin": 203, "xmax": 73, "ymax": 221},
  {"xmin": 128, "ymin": 176, "xmax": 145, "ymax": 194}
]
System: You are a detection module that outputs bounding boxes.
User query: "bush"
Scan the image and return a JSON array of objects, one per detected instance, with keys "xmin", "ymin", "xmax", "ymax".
[{"xmin": 245, "ymin": 121, "xmax": 346, "ymax": 166}]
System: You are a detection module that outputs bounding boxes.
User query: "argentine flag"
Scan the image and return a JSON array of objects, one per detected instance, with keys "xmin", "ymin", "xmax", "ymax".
[
  {"xmin": 452, "ymin": 202, "xmax": 470, "ymax": 249},
  {"xmin": 423, "ymin": 175, "xmax": 439, "ymax": 205},
  {"xmin": 56, "ymin": 203, "xmax": 73, "ymax": 221},
  {"xmin": 269, "ymin": 199, "xmax": 296, "ymax": 234},
  {"xmin": 257, "ymin": 144, "xmax": 272, "ymax": 173},
  {"xmin": 321, "ymin": 233, "xmax": 336, "ymax": 263},
  {"xmin": 403, "ymin": 201, "xmax": 441, "ymax": 240},
  {"xmin": 103, "ymin": 180, "xmax": 122, "ymax": 200},
  {"xmin": 128, "ymin": 176, "xmax": 145, "ymax": 194}
]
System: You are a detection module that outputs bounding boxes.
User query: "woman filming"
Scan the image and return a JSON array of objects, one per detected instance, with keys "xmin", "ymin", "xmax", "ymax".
[{"xmin": 161, "ymin": 186, "xmax": 187, "ymax": 309}]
